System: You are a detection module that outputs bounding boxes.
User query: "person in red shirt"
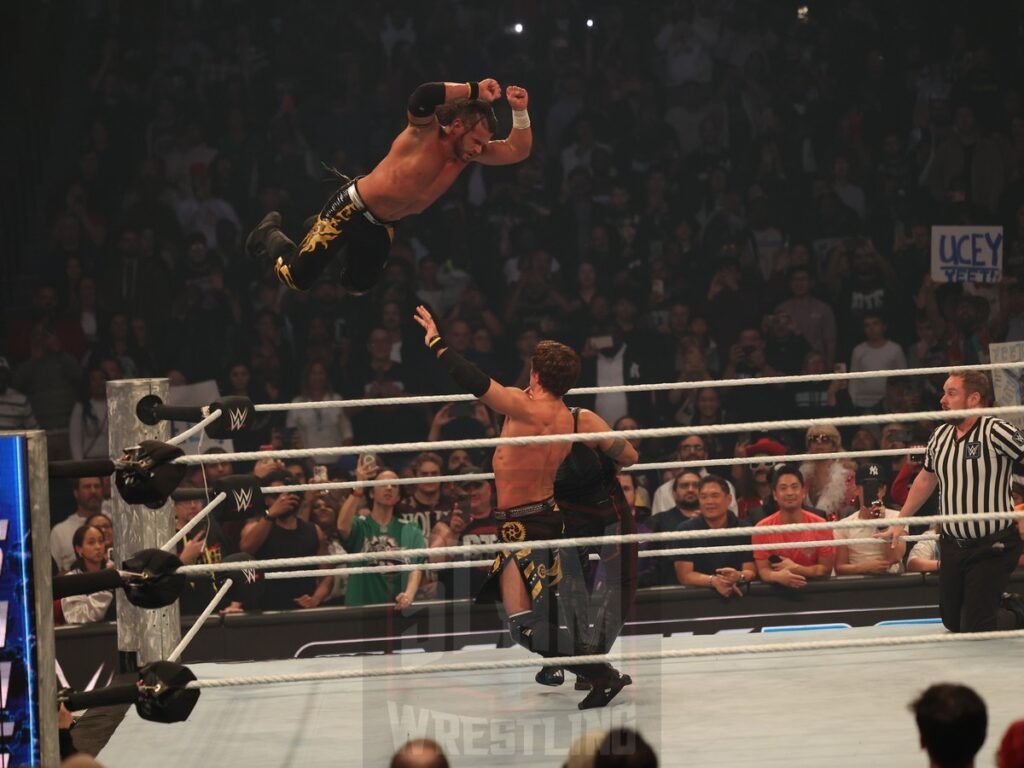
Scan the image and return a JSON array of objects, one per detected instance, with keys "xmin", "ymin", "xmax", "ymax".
[{"xmin": 753, "ymin": 464, "xmax": 835, "ymax": 589}]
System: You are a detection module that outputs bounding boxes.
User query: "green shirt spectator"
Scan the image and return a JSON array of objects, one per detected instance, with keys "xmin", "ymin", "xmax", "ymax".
[
  {"xmin": 343, "ymin": 514, "xmax": 426, "ymax": 606},
  {"xmin": 337, "ymin": 464, "xmax": 424, "ymax": 609}
]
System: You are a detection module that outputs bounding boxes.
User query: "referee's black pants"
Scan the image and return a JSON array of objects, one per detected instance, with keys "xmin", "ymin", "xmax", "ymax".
[{"xmin": 939, "ymin": 526, "xmax": 1023, "ymax": 633}]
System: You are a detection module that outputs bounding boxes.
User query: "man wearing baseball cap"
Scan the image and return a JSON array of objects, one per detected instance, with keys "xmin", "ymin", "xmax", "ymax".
[
  {"xmin": 0, "ymin": 357, "xmax": 39, "ymax": 430},
  {"xmin": 429, "ymin": 466, "xmax": 499, "ymax": 599},
  {"xmin": 834, "ymin": 462, "xmax": 906, "ymax": 575}
]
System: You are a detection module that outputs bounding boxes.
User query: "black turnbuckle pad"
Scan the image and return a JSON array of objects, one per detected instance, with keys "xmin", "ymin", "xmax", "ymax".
[
  {"xmin": 205, "ymin": 396, "xmax": 255, "ymax": 438},
  {"xmin": 136, "ymin": 394, "xmax": 204, "ymax": 426}
]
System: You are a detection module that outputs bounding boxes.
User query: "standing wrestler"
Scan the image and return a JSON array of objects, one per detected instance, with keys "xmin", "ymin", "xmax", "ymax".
[
  {"xmin": 413, "ymin": 306, "xmax": 631, "ymax": 709},
  {"xmin": 247, "ymin": 79, "xmax": 531, "ymax": 295}
]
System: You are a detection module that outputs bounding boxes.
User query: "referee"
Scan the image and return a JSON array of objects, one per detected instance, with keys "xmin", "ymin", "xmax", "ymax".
[{"xmin": 887, "ymin": 370, "xmax": 1024, "ymax": 632}]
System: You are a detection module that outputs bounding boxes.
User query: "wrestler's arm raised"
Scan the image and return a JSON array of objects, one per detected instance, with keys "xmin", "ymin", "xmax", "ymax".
[
  {"xmin": 407, "ymin": 78, "xmax": 502, "ymax": 126},
  {"xmin": 575, "ymin": 408, "xmax": 639, "ymax": 467},
  {"xmin": 474, "ymin": 85, "xmax": 532, "ymax": 166},
  {"xmin": 414, "ymin": 305, "xmax": 533, "ymax": 418}
]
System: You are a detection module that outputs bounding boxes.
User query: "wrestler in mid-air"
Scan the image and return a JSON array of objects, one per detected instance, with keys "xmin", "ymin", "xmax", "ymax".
[{"xmin": 246, "ymin": 79, "xmax": 531, "ymax": 294}]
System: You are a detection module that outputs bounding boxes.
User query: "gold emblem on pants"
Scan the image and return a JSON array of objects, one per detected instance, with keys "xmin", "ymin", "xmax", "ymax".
[
  {"xmin": 500, "ymin": 521, "xmax": 527, "ymax": 543},
  {"xmin": 299, "ymin": 207, "xmax": 354, "ymax": 253}
]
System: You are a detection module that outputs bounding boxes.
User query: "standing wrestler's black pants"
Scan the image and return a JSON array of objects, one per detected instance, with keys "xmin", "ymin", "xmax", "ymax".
[{"xmin": 939, "ymin": 526, "xmax": 1023, "ymax": 632}]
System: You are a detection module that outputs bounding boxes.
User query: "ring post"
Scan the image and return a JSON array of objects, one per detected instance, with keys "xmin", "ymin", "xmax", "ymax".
[
  {"xmin": 0, "ymin": 430, "xmax": 59, "ymax": 766},
  {"xmin": 107, "ymin": 379, "xmax": 182, "ymax": 668}
]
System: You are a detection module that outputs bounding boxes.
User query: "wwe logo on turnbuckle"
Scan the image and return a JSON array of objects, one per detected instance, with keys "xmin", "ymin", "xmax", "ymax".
[
  {"xmin": 231, "ymin": 487, "xmax": 253, "ymax": 513},
  {"xmin": 227, "ymin": 408, "xmax": 247, "ymax": 432}
]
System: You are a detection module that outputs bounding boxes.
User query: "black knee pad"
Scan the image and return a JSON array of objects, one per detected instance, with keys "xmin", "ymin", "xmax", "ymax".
[
  {"xmin": 508, "ymin": 610, "xmax": 543, "ymax": 653},
  {"xmin": 340, "ymin": 253, "xmax": 389, "ymax": 296}
]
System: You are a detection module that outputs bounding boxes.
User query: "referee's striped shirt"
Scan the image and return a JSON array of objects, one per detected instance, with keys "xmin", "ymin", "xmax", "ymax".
[{"xmin": 924, "ymin": 416, "xmax": 1024, "ymax": 539}]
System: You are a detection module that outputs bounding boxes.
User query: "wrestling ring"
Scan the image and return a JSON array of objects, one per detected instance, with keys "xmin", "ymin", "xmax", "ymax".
[{"xmin": 19, "ymin": 361, "xmax": 1024, "ymax": 765}]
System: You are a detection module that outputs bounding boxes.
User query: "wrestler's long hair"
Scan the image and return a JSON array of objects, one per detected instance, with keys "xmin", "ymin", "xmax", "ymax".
[
  {"xmin": 531, "ymin": 340, "xmax": 580, "ymax": 398},
  {"xmin": 436, "ymin": 98, "xmax": 497, "ymax": 134}
]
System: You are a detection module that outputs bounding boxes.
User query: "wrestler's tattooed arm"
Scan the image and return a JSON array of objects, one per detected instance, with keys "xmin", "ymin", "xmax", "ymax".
[{"xmin": 603, "ymin": 437, "xmax": 629, "ymax": 463}]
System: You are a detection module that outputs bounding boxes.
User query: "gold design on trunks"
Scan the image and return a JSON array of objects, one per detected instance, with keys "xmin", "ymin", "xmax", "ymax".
[
  {"xmin": 299, "ymin": 206, "xmax": 355, "ymax": 253},
  {"xmin": 500, "ymin": 521, "xmax": 527, "ymax": 542},
  {"xmin": 274, "ymin": 258, "xmax": 298, "ymax": 290}
]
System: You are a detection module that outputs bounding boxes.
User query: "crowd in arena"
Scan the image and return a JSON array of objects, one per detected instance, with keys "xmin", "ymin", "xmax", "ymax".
[{"xmin": 4, "ymin": 0, "xmax": 1024, "ymax": 623}]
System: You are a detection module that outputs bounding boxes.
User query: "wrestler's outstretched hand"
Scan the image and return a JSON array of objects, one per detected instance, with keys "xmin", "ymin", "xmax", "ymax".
[
  {"xmin": 506, "ymin": 85, "xmax": 529, "ymax": 110},
  {"xmin": 414, "ymin": 305, "xmax": 440, "ymax": 346}
]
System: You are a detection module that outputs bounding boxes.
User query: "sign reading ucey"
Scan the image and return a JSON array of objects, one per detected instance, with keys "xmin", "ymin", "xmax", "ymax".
[
  {"xmin": 931, "ymin": 225, "xmax": 1004, "ymax": 283},
  {"xmin": 0, "ymin": 436, "xmax": 42, "ymax": 767}
]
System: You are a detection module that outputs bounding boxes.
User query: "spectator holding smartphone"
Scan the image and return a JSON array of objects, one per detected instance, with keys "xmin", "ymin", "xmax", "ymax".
[
  {"xmin": 834, "ymin": 463, "xmax": 905, "ymax": 575},
  {"xmin": 240, "ymin": 471, "xmax": 334, "ymax": 611},
  {"xmin": 173, "ymin": 485, "xmax": 240, "ymax": 614},
  {"xmin": 337, "ymin": 458, "xmax": 425, "ymax": 608},
  {"xmin": 427, "ymin": 401, "xmax": 495, "ymax": 443},
  {"xmin": 890, "ymin": 433, "xmax": 934, "ymax": 506},
  {"xmin": 429, "ymin": 466, "xmax": 500, "ymax": 599}
]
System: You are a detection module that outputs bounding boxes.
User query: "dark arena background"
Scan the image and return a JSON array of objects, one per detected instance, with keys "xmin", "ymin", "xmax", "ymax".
[{"xmin": 4, "ymin": 1, "xmax": 1024, "ymax": 766}]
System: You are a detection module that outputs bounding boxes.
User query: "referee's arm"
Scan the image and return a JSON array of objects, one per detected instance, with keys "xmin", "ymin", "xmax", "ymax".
[{"xmin": 881, "ymin": 469, "xmax": 939, "ymax": 548}]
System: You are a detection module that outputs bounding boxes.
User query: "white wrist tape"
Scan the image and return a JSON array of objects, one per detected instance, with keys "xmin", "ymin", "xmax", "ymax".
[{"xmin": 512, "ymin": 109, "xmax": 531, "ymax": 130}]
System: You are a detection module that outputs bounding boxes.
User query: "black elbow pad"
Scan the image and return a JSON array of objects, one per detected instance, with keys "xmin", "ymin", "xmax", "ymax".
[
  {"xmin": 408, "ymin": 82, "xmax": 447, "ymax": 118},
  {"xmin": 439, "ymin": 348, "xmax": 491, "ymax": 398}
]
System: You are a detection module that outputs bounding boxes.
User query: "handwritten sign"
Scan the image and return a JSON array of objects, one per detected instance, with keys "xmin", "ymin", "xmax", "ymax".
[{"xmin": 931, "ymin": 225, "xmax": 1003, "ymax": 283}]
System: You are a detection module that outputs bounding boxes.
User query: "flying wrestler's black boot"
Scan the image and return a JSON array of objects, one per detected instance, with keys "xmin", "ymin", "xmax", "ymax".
[{"xmin": 245, "ymin": 211, "xmax": 301, "ymax": 290}]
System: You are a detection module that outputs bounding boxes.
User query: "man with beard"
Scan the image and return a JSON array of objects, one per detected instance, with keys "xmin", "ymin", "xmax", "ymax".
[
  {"xmin": 429, "ymin": 466, "xmax": 500, "ymax": 599},
  {"xmin": 247, "ymin": 80, "xmax": 531, "ymax": 296},
  {"xmin": 651, "ymin": 435, "xmax": 739, "ymax": 515},
  {"xmin": 241, "ymin": 472, "xmax": 335, "ymax": 611},
  {"xmin": 885, "ymin": 371, "xmax": 1024, "ymax": 632},
  {"xmin": 650, "ymin": 471, "xmax": 701, "ymax": 585}
]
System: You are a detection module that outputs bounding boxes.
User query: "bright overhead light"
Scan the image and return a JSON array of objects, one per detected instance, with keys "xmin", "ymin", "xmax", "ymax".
[
  {"xmin": 514, "ymin": 22, "xmax": 523, "ymax": 34},
  {"xmin": 586, "ymin": 18, "xmax": 594, "ymax": 28}
]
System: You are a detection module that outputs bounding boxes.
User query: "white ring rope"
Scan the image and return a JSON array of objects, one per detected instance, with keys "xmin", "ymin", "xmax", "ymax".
[
  {"xmin": 262, "ymin": 535, "xmax": 939, "ymax": 580},
  {"xmin": 161, "ymin": 493, "xmax": 226, "ymax": 552},
  {"xmin": 167, "ymin": 579, "xmax": 233, "ymax": 663},
  {"xmin": 175, "ymin": 511, "xmax": 1022, "ymax": 576},
  {"xmin": 250, "ymin": 361, "xmax": 1024, "ymax": 412},
  {"xmin": 264, "ymin": 448, "xmax": 916, "ymax": 495},
  {"xmin": 166, "ymin": 409, "xmax": 222, "ymax": 447},
  {"xmin": 169, "ymin": 404, "xmax": 1024, "ymax": 466},
  {"xmin": 653, "ymin": 534, "xmax": 933, "ymax": 559},
  {"xmin": 183, "ymin": 628, "xmax": 1024, "ymax": 690}
]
